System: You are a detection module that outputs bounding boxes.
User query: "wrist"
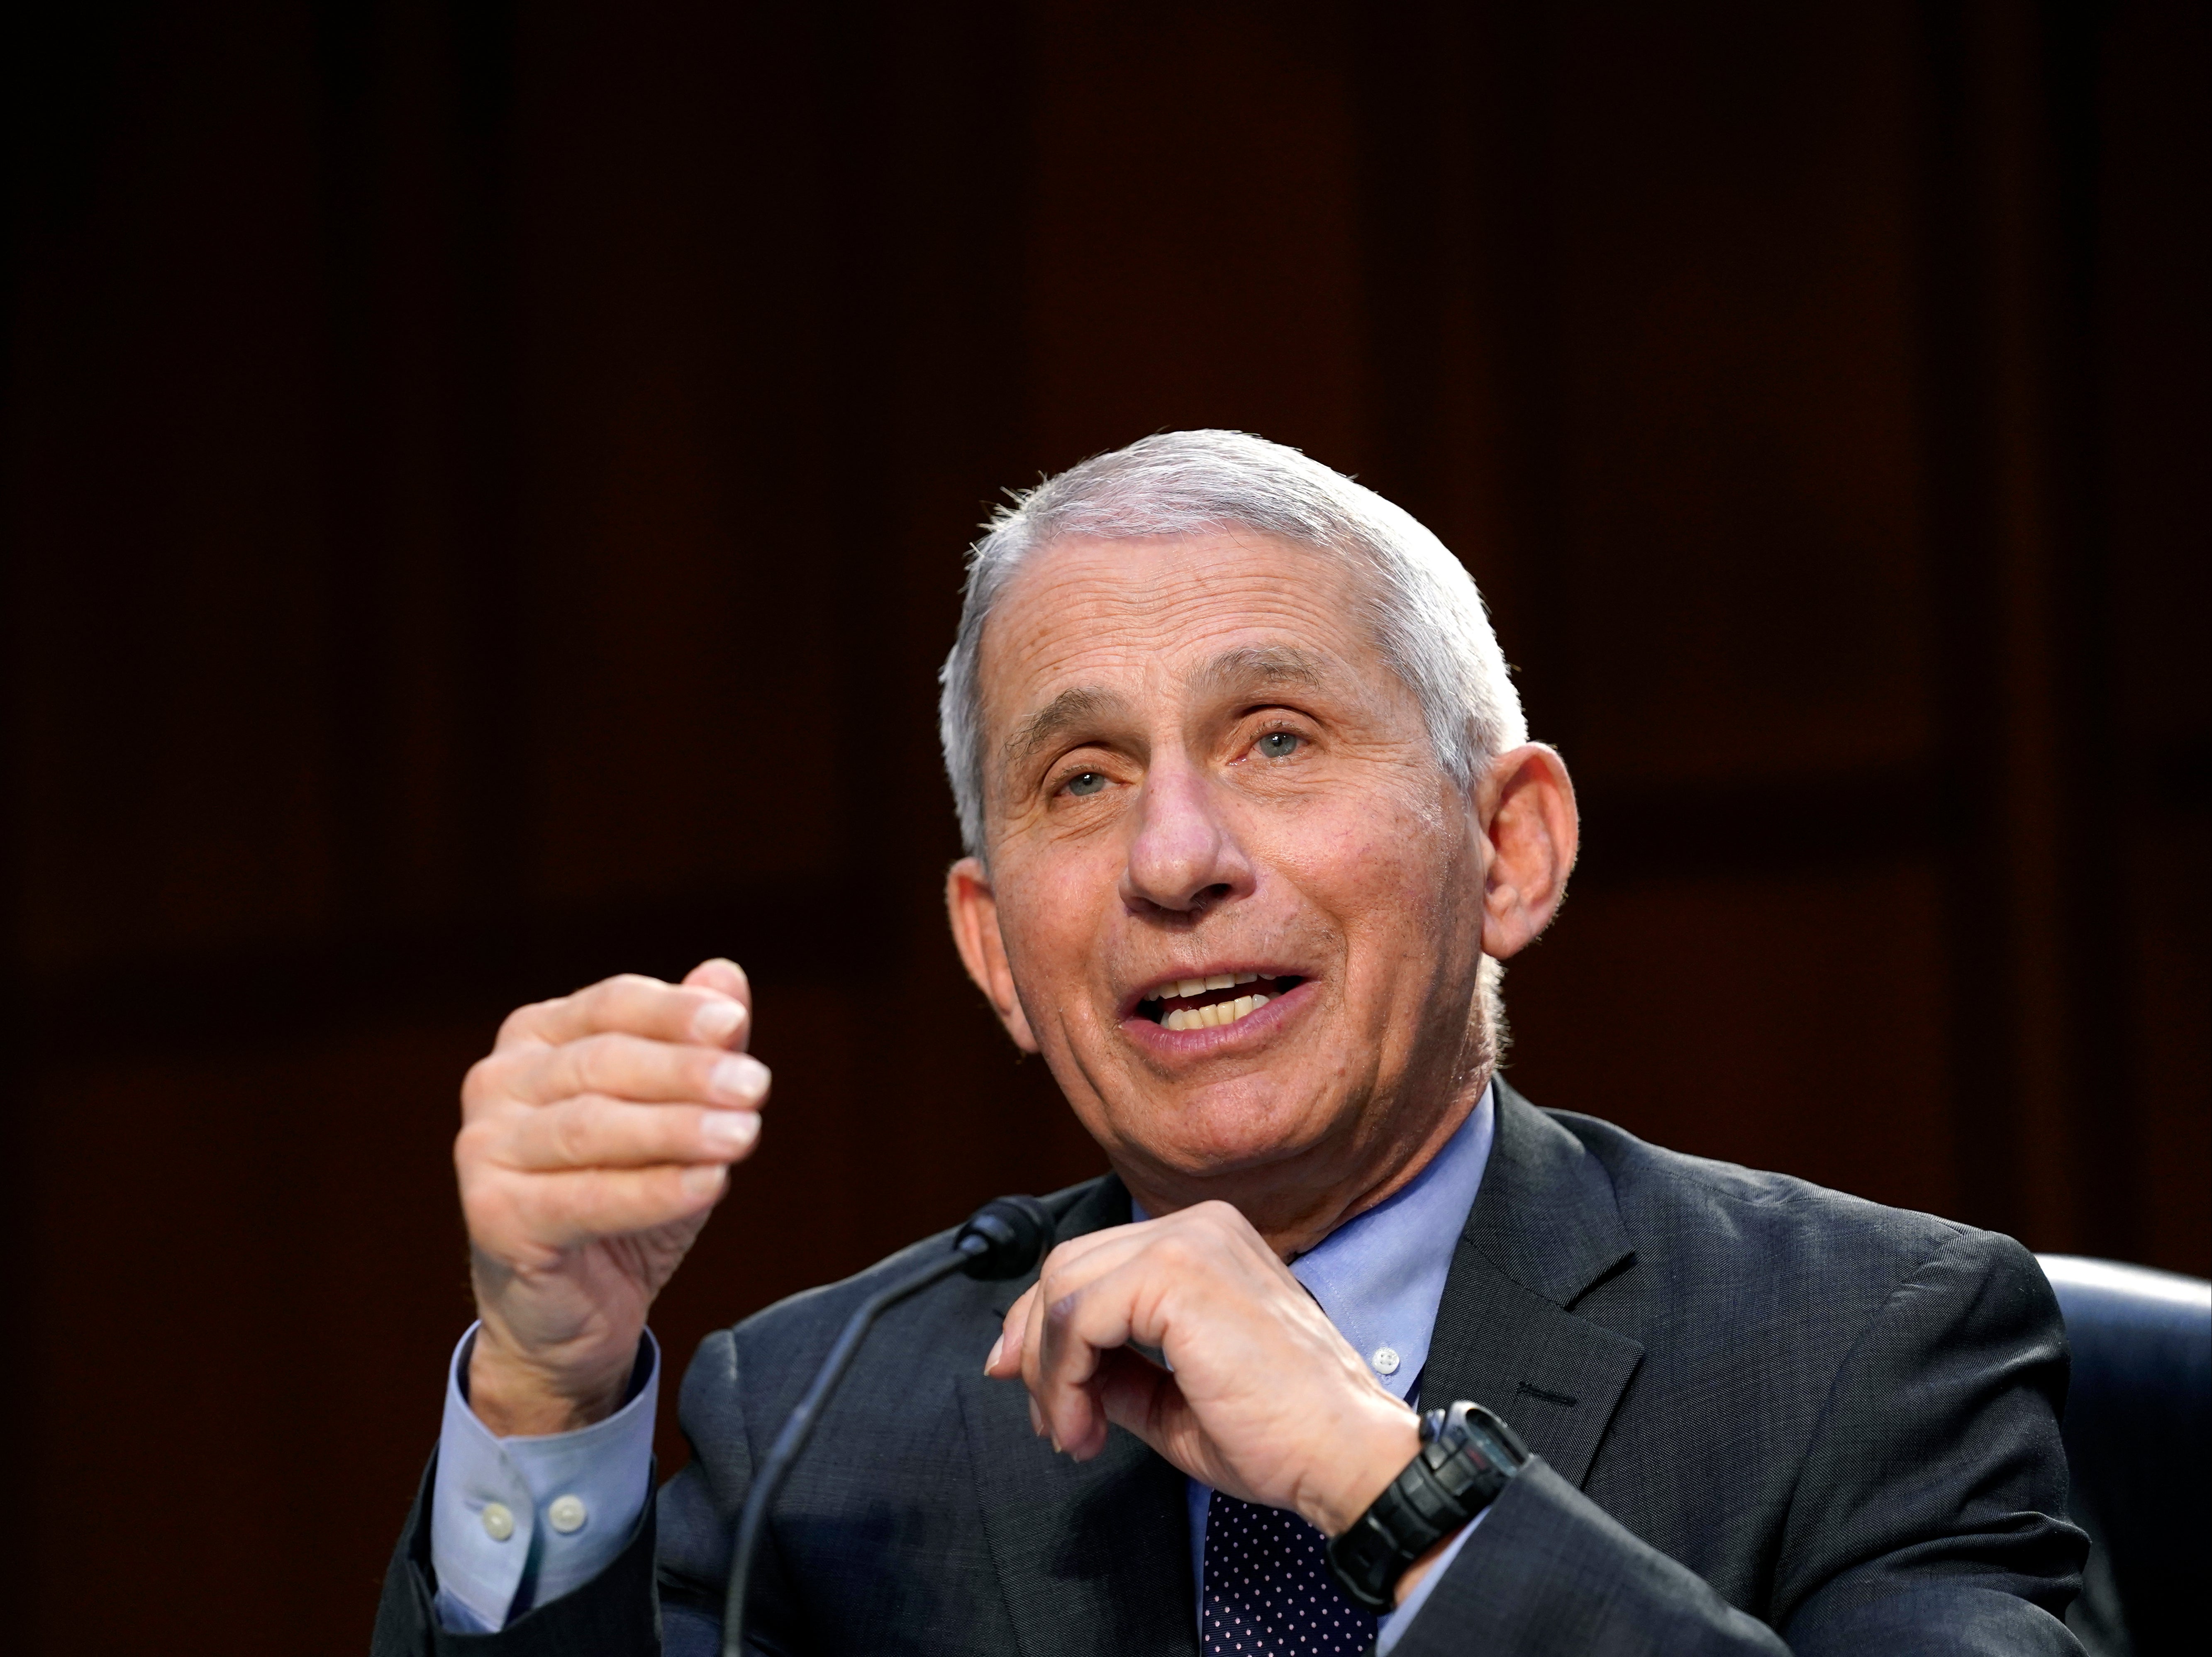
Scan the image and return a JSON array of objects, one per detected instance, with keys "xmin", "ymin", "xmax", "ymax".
[
  {"xmin": 466, "ymin": 1317, "xmax": 637, "ymax": 1436},
  {"xmin": 1305, "ymin": 1399, "xmax": 1423, "ymax": 1537}
]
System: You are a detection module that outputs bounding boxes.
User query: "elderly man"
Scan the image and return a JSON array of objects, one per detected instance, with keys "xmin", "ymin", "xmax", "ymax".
[{"xmin": 373, "ymin": 431, "xmax": 2085, "ymax": 1655}]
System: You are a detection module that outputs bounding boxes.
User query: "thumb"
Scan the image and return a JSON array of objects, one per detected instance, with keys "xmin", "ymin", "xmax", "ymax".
[{"xmin": 685, "ymin": 956, "xmax": 751, "ymax": 1001}]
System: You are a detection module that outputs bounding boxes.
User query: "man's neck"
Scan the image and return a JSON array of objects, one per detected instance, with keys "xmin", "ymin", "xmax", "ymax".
[{"xmin": 1115, "ymin": 1070, "xmax": 1490, "ymax": 1259}]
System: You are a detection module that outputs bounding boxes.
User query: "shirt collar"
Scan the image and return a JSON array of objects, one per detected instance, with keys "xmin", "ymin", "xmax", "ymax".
[{"xmin": 1131, "ymin": 1082, "xmax": 1495, "ymax": 1402}]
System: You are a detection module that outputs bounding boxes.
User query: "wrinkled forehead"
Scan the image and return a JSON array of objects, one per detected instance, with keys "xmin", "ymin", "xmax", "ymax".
[{"xmin": 974, "ymin": 530, "xmax": 1393, "ymax": 750}]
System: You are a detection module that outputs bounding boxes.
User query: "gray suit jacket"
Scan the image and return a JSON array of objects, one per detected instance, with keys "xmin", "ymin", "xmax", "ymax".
[{"xmin": 373, "ymin": 1082, "xmax": 2086, "ymax": 1654}]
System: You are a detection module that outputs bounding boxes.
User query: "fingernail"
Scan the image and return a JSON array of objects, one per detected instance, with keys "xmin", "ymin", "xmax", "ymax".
[
  {"xmin": 699, "ymin": 1111, "xmax": 760, "ymax": 1153},
  {"xmin": 693, "ymin": 999, "xmax": 747, "ymax": 1045},
  {"xmin": 984, "ymin": 1334, "xmax": 1004, "ymax": 1372},
  {"xmin": 709, "ymin": 1053, "xmax": 769, "ymax": 1104},
  {"xmin": 679, "ymin": 1164, "xmax": 725, "ymax": 1198}
]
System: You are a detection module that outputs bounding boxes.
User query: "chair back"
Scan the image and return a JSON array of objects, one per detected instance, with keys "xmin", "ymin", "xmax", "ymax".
[{"xmin": 2038, "ymin": 1255, "xmax": 2211, "ymax": 1657}]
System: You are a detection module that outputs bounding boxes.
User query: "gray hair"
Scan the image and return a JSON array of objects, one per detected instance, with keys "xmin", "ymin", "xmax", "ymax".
[{"xmin": 936, "ymin": 429, "xmax": 1528, "ymax": 859}]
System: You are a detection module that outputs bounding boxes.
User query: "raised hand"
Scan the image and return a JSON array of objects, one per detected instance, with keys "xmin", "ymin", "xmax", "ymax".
[
  {"xmin": 456, "ymin": 958, "xmax": 769, "ymax": 1435},
  {"xmin": 985, "ymin": 1201, "xmax": 1420, "ymax": 1539}
]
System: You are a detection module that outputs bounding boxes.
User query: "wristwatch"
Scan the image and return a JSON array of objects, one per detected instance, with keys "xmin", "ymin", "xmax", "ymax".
[{"xmin": 1325, "ymin": 1400, "xmax": 1530, "ymax": 1612}]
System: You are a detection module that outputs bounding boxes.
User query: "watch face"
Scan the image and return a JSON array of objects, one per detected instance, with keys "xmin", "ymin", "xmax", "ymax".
[
  {"xmin": 1462, "ymin": 1428, "xmax": 1507, "ymax": 1476},
  {"xmin": 1461, "ymin": 1401, "xmax": 1531, "ymax": 1465}
]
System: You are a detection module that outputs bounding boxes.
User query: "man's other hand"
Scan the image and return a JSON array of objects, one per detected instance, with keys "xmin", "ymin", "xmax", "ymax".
[
  {"xmin": 985, "ymin": 1204, "xmax": 1421, "ymax": 1540},
  {"xmin": 458, "ymin": 959, "xmax": 768, "ymax": 1436}
]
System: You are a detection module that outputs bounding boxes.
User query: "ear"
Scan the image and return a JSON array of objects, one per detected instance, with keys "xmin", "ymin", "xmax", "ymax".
[
  {"xmin": 1478, "ymin": 744, "xmax": 1579, "ymax": 960},
  {"xmin": 946, "ymin": 857, "xmax": 1041, "ymax": 1052}
]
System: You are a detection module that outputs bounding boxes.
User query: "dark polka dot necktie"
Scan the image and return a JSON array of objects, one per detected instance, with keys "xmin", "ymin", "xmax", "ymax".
[{"xmin": 1201, "ymin": 1489, "xmax": 1379, "ymax": 1655}]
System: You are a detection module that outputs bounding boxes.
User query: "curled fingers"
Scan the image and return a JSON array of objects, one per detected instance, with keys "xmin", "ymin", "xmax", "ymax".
[
  {"xmin": 494, "ymin": 1093, "xmax": 763, "ymax": 1172},
  {"xmin": 499, "ymin": 971, "xmax": 752, "ymax": 1052},
  {"xmin": 1024, "ymin": 1234, "xmax": 1165, "ymax": 1459},
  {"xmin": 510, "ymin": 1032, "xmax": 769, "ymax": 1109}
]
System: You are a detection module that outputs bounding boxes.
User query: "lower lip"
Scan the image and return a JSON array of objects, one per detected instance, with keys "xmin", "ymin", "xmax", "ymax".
[{"xmin": 1121, "ymin": 980, "xmax": 1313, "ymax": 1053}]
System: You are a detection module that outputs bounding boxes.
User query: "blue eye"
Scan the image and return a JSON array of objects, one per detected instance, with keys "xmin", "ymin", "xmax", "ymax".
[
  {"xmin": 1256, "ymin": 731, "xmax": 1302, "ymax": 759},
  {"xmin": 1066, "ymin": 770, "xmax": 1109, "ymax": 797}
]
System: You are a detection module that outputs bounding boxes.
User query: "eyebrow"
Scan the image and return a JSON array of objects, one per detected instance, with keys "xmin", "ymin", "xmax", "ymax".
[
  {"xmin": 1004, "ymin": 685, "xmax": 1127, "ymax": 770},
  {"xmin": 999, "ymin": 647, "xmax": 1333, "ymax": 775}
]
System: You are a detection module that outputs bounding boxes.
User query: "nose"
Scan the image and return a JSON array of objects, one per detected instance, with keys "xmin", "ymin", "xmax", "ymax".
[{"xmin": 1120, "ymin": 756, "xmax": 1254, "ymax": 916}]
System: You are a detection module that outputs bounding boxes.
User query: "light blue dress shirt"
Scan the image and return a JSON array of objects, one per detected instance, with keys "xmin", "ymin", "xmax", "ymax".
[{"xmin": 432, "ymin": 1083, "xmax": 1495, "ymax": 1642}]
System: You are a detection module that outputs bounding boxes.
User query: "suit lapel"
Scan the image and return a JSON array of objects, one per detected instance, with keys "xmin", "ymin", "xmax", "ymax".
[
  {"xmin": 961, "ymin": 1175, "xmax": 1200, "ymax": 1657},
  {"xmin": 1423, "ymin": 1082, "xmax": 1645, "ymax": 1489}
]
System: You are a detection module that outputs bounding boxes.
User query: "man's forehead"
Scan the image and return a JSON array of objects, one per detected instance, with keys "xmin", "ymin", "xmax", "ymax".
[
  {"xmin": 1193, "ymin": 642, "xmax": 1329, "ymax": 693},
  {"xmin": 978, "ymin": 531, "xmax": 1380, "ymax": 759}
]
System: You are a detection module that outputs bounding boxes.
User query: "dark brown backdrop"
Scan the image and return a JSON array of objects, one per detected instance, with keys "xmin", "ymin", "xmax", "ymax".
[{"xmin": 4, "ymin": 2, "xmax": 2205, "ymax": 1649}]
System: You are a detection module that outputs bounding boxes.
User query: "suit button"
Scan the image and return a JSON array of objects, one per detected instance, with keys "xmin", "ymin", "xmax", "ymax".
[
  {"xmin": 548, "ymin": 1494, "xmax": 588, "ymax": 1534},
  {"xmin": 480, "ymin": 1502, "xmax": 515, "ymax": 1542}
]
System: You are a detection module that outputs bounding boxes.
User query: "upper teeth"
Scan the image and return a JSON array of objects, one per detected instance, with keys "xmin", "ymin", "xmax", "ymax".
[
  {"xmin": 1163, "ymin": 994, "xmax": 1269, "ymax": 1032},
  {"xmin": 1149, "ymin": 971, "xmax": 1261, "ymax": 1002}
]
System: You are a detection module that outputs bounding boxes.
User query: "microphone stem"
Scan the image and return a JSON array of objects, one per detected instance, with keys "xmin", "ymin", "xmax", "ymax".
[{"xmin": 722, "ymin": 1235, "xmax": 988, "ymax": 1655}]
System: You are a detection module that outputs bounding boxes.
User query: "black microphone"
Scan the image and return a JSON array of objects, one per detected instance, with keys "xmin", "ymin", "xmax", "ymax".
[{"xmin": 720, "ymin": 1196, "xmax": 1057, "ymax": 1655}]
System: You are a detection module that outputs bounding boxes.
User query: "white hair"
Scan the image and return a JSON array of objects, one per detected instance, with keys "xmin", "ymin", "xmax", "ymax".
[{"xmin": 936, "ymin": 429, "xmax": 1527, "ymax": 859}]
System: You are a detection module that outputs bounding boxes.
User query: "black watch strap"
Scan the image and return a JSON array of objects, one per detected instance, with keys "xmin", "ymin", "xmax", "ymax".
[{"xmin": 1324, "ymin": 1401, "xmax": 1529, "ymax": 1612}]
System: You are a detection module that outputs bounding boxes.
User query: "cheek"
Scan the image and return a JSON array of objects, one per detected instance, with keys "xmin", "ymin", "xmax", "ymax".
[
  {"xmin": 993, "ymin": 848, "xmax": 1122, "ymax": 997},
  {"xmin": 1272, "ymin": 788, "xmax": 1463, "ymax": 929}
]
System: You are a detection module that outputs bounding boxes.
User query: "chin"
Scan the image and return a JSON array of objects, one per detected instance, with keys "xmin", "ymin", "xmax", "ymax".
[{"xmin": 1112, "ymin": 1085, "xmax": 1341, "ymax": 1184}]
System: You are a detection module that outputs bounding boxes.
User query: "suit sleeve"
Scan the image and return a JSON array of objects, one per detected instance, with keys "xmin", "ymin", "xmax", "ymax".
[{"xmin": 1389, "ymin": 1229, "xmax": 2087, "ymax": 1656}]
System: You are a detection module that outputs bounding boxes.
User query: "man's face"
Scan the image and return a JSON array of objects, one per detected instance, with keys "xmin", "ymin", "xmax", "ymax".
[{"xmin": 957, "ymin": 529, "xmax": 1497, "ymax": 1206}]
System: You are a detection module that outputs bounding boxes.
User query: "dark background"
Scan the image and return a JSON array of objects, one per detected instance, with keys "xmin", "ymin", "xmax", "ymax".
[{"xmin": 4, "ymin": 1, "xmax": 2205, "ymax": 1648}]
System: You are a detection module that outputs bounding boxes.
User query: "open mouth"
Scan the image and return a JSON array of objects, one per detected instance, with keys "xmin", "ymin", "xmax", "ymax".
[{"xmin": 1137, "ymin": 971, "xmax": 1306, "ymax": 1033}]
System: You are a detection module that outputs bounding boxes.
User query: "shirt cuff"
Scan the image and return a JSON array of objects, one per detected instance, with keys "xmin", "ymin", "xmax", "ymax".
[
  {"xmin": 429, "ymin": 1323, "xmax": 659, "ymax": 1632},
  {"xmin": 1373, "ymin": 1507, "xmax": 1485, "ymax": 1655}
]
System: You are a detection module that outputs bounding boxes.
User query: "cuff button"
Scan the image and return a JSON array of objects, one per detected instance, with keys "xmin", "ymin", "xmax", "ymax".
[
  {"xmin": 480, "ymin": 1501, "xmax": 515, "ymax": 1542},
  {"xmin": 548, "ymin": 1494, "xmax": 588, "ymax": 1535}
]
